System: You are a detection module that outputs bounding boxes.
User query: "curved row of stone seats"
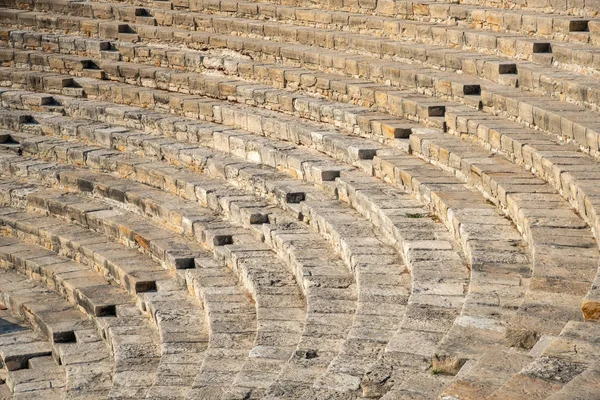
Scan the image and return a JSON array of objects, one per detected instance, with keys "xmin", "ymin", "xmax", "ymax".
[
  {"xmin": 0, "ymin": 94, "xmax": 524, "ymax": 396},
  {"xmin": 48, "ymin": 35, "xmax": 524, "ymax": 390},
  {"xmin": 0, "ymin": 94, "xmax": 467, "ymax": 397},
  {"xmin": 0, "ymin": 119, "xmax": 358, "ymax": 397},
  {"xmin": 6, "ymin": 23, "xmax": 600, "ymax": 162},
  {"xmin": 3, "ymin": 0, "xmax": 599, "ymax": 79},
  {"xmin": 0, "ymin": 3, "xmax": 597, "ymax": 102},
  {"xmin": 206, "ymin": 0, "xmax": 600, "ymax": 19},
  {"xmin": 183, "ymin": 256, "xmax": 261, "ymax": 399},
  {"xmin": 0, "ymin": 94, "xmax": 472, "ymax": 397},
  {"xmin": 0, "ymin": 264, "xmax": 113, "ymax": 399},
  {"xmin": 3, "ymin": 120, "xmax": 410, "ymax": 397},
  {"xmin": 542, "ymin": 321, "xmax": 600, "ymax": 400},
  {"xmin": 0, "ymin": 146, "xmax": 313, "ymax": 398},
  {"xmin": 0, "ymin": 92, "xmax": 568, "ymax": 396},
  {"xmin": 4, "ymin": 178, "xmax": 257, "ymax": 398},
  {"xmin": 0, "ymin": 28, "xmax": 595, "ymax": 149},
  {"xmin": 0, "ymin": 83, "xmax": 465, "ymax": 335},
  {"xmin": 7, "ymin": 35, "xmax": 600, "ymax": 216},
  {"xmin": 370, "ymin": 149, "xmax": 593, "ymax": 398},
  {"xmin": 0, "ymin": 185, "xmax": 215, "ymax": 398},
  {"xmin": 0, "ymin": 290, "xmax": 66, "ymax": 399},
  {"xmin": 7, "ymin": 17, "xmax": 593, "ymax": 161},
  {"xmin": 0, "ymin": 299, "xmax": 64, "ymax": 397},
  {"xmin": 0, "ymin": 204, "xmax": 165, "ymax": 398},
  {"xmin": 8, "ymin": 0, "xmax": 600, "ymax": 55},
  {"xmin": 370, "ymin": 152, "xmax": 532, "ymax": 354},
  {"xmin": 76, "ymin": 0, "xmax": 600, "ymax": 19},
  {"xmin": 121, "ymin": 0, "xmax": 599, "ymax": 45},
  {"xmin": 0, "ymin": 132, "xmax": 414, "ymax": 396},
  {"xmin": 0, "ymin": 62, "xmax": 512, "ymax": 312},
  {"xmin": 455, "ymin": 0, "xmax": 600, "ymax": 18}
]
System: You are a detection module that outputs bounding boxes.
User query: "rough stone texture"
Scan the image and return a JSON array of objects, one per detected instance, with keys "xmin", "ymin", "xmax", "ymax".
[{"xmin": 0, "ymin": 0, "xmax": 599, "ymax": 399}]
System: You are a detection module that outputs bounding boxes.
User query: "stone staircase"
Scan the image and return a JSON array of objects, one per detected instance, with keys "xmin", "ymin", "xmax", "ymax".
[{"xmin": 0, "ymin": 0, "xmax": 598, "ymax": 398}]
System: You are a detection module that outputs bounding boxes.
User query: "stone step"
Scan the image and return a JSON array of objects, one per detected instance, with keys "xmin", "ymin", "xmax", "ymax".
[
  {"xmin": 5, "ymin": 356, "xmax": 65, "ymax": 394},
  {"xmin": 488, "ymin": 320, "xmax": 600, "ymax": 399},
  {"xmin": 0, "ymin": 226, "xmax": 163, "ymax": 397},
  {"xmin": 183, "ymin": 256, "xmax": 258, "ymax": 398},
  {"xmin": 380, "ymin": 370, "xmax": 453, "ymax": 399},
  {"xmin": 0, "ymin": 268, "xmax": 113, "ymax": 397},
  {"xmin": 0, "ymin": 177, "xmax": 266, "ymax": 395},
  {"xmin": 421, "ymin": 0, "xmax": 600, "ymax": 18},
  {"xmin": 0, "ymin": 181, "xmax": 205, "ymax": 396},
  {"xmin": 440, "ymin": 348, "xmax": 533, "ymax": 399},
  {"xmin": 2, "ymin": 4, "xmax": 597, "ymax": 107},
  {"xmin": 190, "ymin": 0, "xmax": 600, "ymax": 19},
  {"xmin": 0, "ymin": 177, "xmax": 213, "ymax": 394},
  {"xmin": 16, "ymin": 0, "xmax": 600, "ymax": 44},
  {"xmin": 0, "ymin": 333, "xmax": 52, "ymax": 372},
  {"xmin": 443, "ymin": 111, "xmax": 600, "ymax": 322}
]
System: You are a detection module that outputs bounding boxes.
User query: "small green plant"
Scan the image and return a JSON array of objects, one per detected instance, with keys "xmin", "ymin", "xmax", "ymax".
[{"xmin": 406, "ymin": 213, "xmax": 427, "ymax": 218}]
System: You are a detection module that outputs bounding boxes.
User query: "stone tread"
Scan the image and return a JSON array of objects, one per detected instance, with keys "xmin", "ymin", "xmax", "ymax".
[
  {"xmin": 0, "ymin": 180, "xmax": 210, "ymax": 398},
  {"xmin": 165, "ymin": 0, "xmax": 600, "ymax": 44},
  {"xmin": 0, "ymin": 313, "xmax": 67, "ymax": 398},
  {"xmin": 0, "ymin": 267, "xmax": 112, "ymax": 398},
  {"xmin": 0, "ymin": 5, "xmax": 596, "ymax": 108},
  {"xmin": 488, "ymin": 320, "xmax": 600, "ymax": 399},
  {"xmin": 5, "ymin": 23, "xmax": 600, "ymax": 119},
  {"xmin": 0, "ymin": 226, "xmax": 162, "ymax": 398},
  {"xmin": 16, "ymin": 0, "xmax": 600, "ymax": 44}
]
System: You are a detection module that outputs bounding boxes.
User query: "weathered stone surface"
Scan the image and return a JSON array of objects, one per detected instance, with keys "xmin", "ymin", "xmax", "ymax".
[{"xmin": 0, "ymin": 0, "xmax": 598, "ymax": 398}]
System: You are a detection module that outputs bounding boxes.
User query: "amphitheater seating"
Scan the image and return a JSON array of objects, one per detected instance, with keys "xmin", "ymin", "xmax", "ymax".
[{"xmin": 0, "ymin": 0, "xmax": 599, "ymax": 399}]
